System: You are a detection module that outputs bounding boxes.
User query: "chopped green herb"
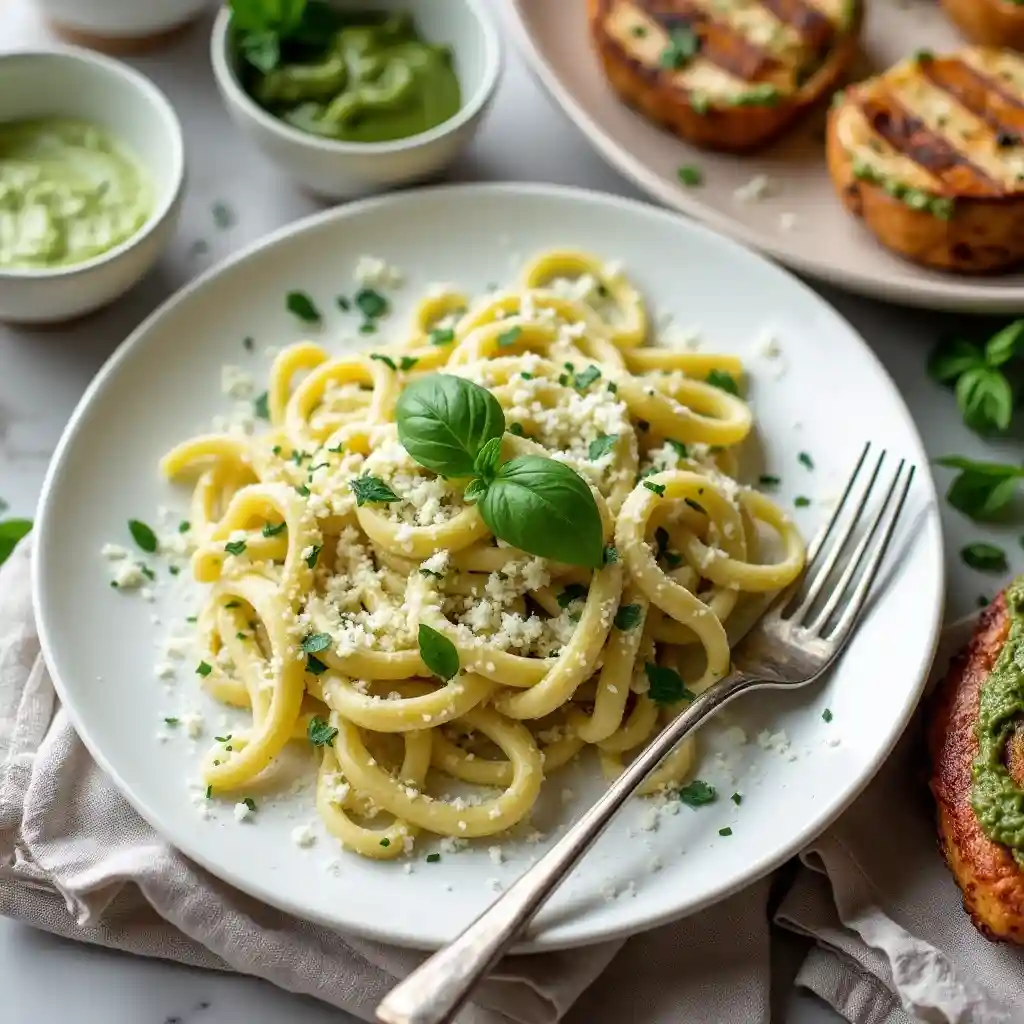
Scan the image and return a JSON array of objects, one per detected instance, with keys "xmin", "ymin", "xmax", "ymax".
[
  {"xmin": 644, "ymin": 481, "xmax": 666, "ymax": 497},
  {"xmin": 263, "ymin": 522, "xmax": 287, "ymax": 537},
  {"xmin": 128, "ymin": 519, "xmax": 158, "ymax": 553},
  {"xmin": 224, "ymin": 540, "xmax": 247, "ymax": 557},
  {"xmin": 254, "ymin": 392, "xmax": 270, "ymax": 420},
  {"xmin": 822, "ymin": 708, "xmax": 834, "ymax": 723},
  {"xmin": 351, "ymin": 475, "xmax": 400, "ymax": 506},
  {"xmin": 509, "ymin": 422, "xmax": 526, "ymax": 437},
  {"xmin": 677, "ymin": 165, "xmax": 703, "ymax": 187},
  {"xmin": 212, "ymin": 201, "xmax": 235, "ymax": 229},
  {"xmin": 178, "ymin": 520, "xmax": 191, "ymax": 533},
  {"xmin": 296, "ymin": 484, "xmax": 311, "ymax": 497},
  {"xmin": 186, "ymin": 616, "xmax": 198, "ymax": 623},
  {"xmin": 645, "ymin": 662, "xmax": 696, "ymax": 705},
  {"xmin": 370, "ymin": 353, "xmax": 397, "ymax": 371},
  {"xmin": 798, "ymin": 452, "xmax": 814, "ymax": 470},
  {"xmin": 758, "ymin": 475, "xmax": 780, "ymax": 488},
  {"xmin": 302, "ymin": 632, "xmax": 332, "ymax": 654},
  {"xmin": 359, "ymin": 322, "xmax": 377, "ymax": 335},
  {"xmin": 574, "ymin": 365, "xmax": 602, "ymax": 390},
  {"xmin": 588, "ymin": 434, "xmax": 618, "ymax": 461},
  {"xmin": 336, "ymin": 295, "xmax": 351, "ymax": 311},
  {"xmin": 327, "ymin": 443, "xmax": 344, "ymax": 454},
  {"xmin": 355, "ymin": 287, "xmax": 389, "ymax": 320},
  {"xmin": 731, "ymin": 792, "xmax": 742, "ymax": 805},
  {"xmin": 140, "ymin": 565, "xmax": 156, "ymax": 582},
  {"xmin": 306, "ymin": 655, "xmax": 328, "ymax": 675},
  {"xmin": 236, "ymin": 632, "xmax": 247, "ymax": 641},
  {"xmin": 678, "ymin": 780, "xmax": 716, "ymax": 807},
  {"xmin": 630, "ymin": 24, "xmax": 648, "ymax": 37},
  {"xmin": 684, "ymin": 498, "xmax": 705, "ymax": 514},
  {"xmin": 243, "ymin": 336, "xmax": 254, "ymax": 353},
  {"xmin": 795, "ymin": 496, "xmax": 811, "ymax": 508},
  {"xmin": 667, "ymin": 439, "xmax": 688, "ymax": 459},
  {"xmin": 305, "ymin": 544, "xmax": 322, "ymax": 569},
  {"xmin": 196, "ymin": 661, "xmax": 212, "ymax": 677},
  {"xmin": 164, "ymin": 717, "xmax": 180, "ymax": 726},
  {"xmin": 307, "ymin": 716, "xmax": 338, "ymax": 748},
  {"xmin": 558, "ymin": 584, "xmax": 588, "ymax": 608},
  {"xmin": 206, "ymin": 785, "xmax": 213, "ymax": 799},
  {"xmin": 913, "ymin": 48, "xmax": 934, "ymax": 63},
  {"xmin": 706, "ymin": 369, "xmax": 739, "ymax": 395},
  {"xmin": 224, "ymin": 600, "xmax": 240, "ymax": 609},
  {"xmin": 719, "ymin": 827, "xmax": 733, "ymax": 837},
  {"xmin": 497, "ymin": 326, "xmax": 522, "ymax": 347},
  {"xmin": 426, "ymin": 853, "xmax": 441, "ymax": 863},
  {"xmin": 603, "ymin": 544, "xmax": 619, "ymax": 565},
  {"xmin": 169, "ymin": 565, "xmax": 181, "ymax": 576},
  {"xmin": 607, "ymin": 381, "xmax": 618, "ymax": 394},
  {"xmin": 419, "ymin": 567, "xmax": 444, "ymax": 580},
  {"xmin": 659, "ymin": 26, "xmax": 700, "ymax": 69},
  {"xmin": 614, "ymin": 603, "xmax": 642, "ymax": 630},
  {"xmin": 430, "ymin": 327, "xmax": 455, "ymax": 346},
  {"xmin": 214, "ymin": 734, "xmax": 232, "ymax": 743},
  {"xmin": 399, "ymin": 355, "xmax": 419, "ymax": 371},
  {"xmin": 380, "ymin": 837, "xmax": 391, "ymax": 848},
  {"xmin": 978, "ymin": 594, "xmax": 990, "ymax": 608},
  {"xmin": 286, "ymin": 291, "xmax": 321, "ymax": 324},
  {"xmin": 243, "ymin": 797, "xmax": 256, "ymax": 812},
  {"xmin": 961, "ymin": 542, "xmax": 1008, "ymax": 572}
]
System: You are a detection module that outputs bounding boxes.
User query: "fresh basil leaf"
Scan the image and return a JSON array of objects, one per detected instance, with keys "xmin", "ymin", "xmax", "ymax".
[
  {"xmin": 614, "ymin": 603, "xmax": 642, "ymax": 630},
  {"xmin": 396, "ymin": 374, "xmax": 505, "ymax": 477},
  {"xmin": 956, "ymin": 366, "xmax": 1013, "ymax": 433},
  {"xmin": 660, "ymin": 27, "xmax": 700, "ymax": 69},
  {"xmin": 370, "ymin": 353, "xmax": 397, "ymax": 371},
  {"xmin": 128, "ymin": 519, "xmax": 158, "ymax": 553},
  {"xmin": 464, "ymin": 478, "xmax": 489, "ymax": 504},
  {"xmin": 356, "ymin": 288, "xmax": 389, "ymax": 320},
  {"xmin": 0, "ymin": 518, "xmax": 31, "ymax": 566},
  {"xmin": 645, "ymin": 662, "xmax": 696, "ymax": 705},
  {"xmin": 479, "ymin": 456, "xmax": 603, "ymax": 567},
  {"xmin": 430, "ymin": 327, "xmax": 455, "ymax": 346},
  {"xmin": 291, "ymin": 0, "xmax": 342, "ymax": 45},
  {"xmin": 961, "ymin": 542, "xmax": 1007, "ymax": 572},
  {"xmin": 286, "ymin": 291, "xmax": 321, "ymax": 324},
  {"xmin": 588, "ymin": 434, "xmax": 618, "ymax": 461},
  {"xmin": 230, "ymin": 0, "xmax": 305, "ymax": 33},
  {"xmin": 473, "ymin": 436, "xmax": 504, "ymax": 480},
  {"xmin": 350, "ymin": 475, "xmax": 400, "ymax": 506},
  {"xmin": 263, "ymin": 521, "xmax": 287, "ymax": 537},
  {"xmin": 224, "ymin": 540, "xmax": 247, "ymax": 556},
  {"xmin": 936, "ymin": 457, "xmax": 1024, "ymax": 520},
  {"xmin": 240, "ymin": 30, "xmax": 281, "ymax": 72},
  {"xmin": 418, "ymin": 623, "xmax": 460, "ymax": 681},
  {"xmin": 985, "ymin": 319, "xmax": 1024, "ymax": 367},
  {"xmin": 706, "ymin": 369, "xmax": 739, "ymax": 396},
  {"xmin": 602, "ymin": 544, "xmax": 618, "ymax": 565},
  {"xmin": 927, "ymin": 337, "xmax": 982, "ymax": 384},
  {"xmin": 399, "ymin": 356, "xmax": 419, "ymax": 371},
  {"xmin": 305, "ymin": 544, "xmax": 322, "ymax": 569},
  {"xmin": 497, "ymin": 326, "xmax": 522, "ymax": 347},
  {"xmin": 667, "ymin": 439, "xmax": 688, "ymax": 459},
  {"xmin": 306, "ymin": 654, "xmax": 328, "ymax": 675},
  {"xmin": 307, "ymin": 715, "xmax": 338, "ymax": 748},
  {"xmin": 557, "ymin": 583, "xmax": 588, "ymax": 608},
  {"xmin": 678, "ymin": 779, "xmax": 716, "ymax": 807},
  {"xmin": 254, "ymin": 391, "xmax": 270, "ymax": 420}
]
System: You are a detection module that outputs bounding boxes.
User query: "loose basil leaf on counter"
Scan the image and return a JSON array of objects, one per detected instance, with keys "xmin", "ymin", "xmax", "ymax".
[
  {"xmin": 128, "ymin": 519, "xmax": 158, "ymax": 553},
  {"xmin": 961, "ymin": 542, "xmax": 1008, "ymax": 573},
  {"xmin": 935, "ymin": 455, "xmax": 1024, "ymax": 520},
  {"xmin": 418, "ymin": 623, "xmax": 460, "ymax": 681},
  {"xmin": 397, "ymin": 374, "xmax": 505, "ymax": 477},
  {"xmin": 956, "ymin": 366, "xmax": 1013, "ymax": 434},
  {"xmin": 984, "ymin": 319, "xmax": 1024, "ymax": 367},
  {"xmin": 0, "ymin": 519, "xmax": 32, "ymax": 567},
  {"xmin": 479, "ymin": 456, "xmax": 604, "ymax": 567},
  {"xmin": 927, "ymin": 337, "xmax": 982, "ymax": 384}
]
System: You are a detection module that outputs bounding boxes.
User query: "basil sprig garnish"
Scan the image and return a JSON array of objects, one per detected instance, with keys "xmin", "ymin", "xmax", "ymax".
[{"xmin": 396, "ymin": 374, "xmax": 603, "ymax": 566}]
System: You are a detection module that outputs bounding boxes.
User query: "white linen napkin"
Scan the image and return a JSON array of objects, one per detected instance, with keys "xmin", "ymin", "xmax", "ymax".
[{"xmin": 1, "ymin": 536, "xmax": 1022, "ymax": 1023}]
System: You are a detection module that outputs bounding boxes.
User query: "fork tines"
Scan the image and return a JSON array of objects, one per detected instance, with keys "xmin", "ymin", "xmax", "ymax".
[{"xmin": 780, "ymin": 441, "xmax": 915, "ymax": 646}]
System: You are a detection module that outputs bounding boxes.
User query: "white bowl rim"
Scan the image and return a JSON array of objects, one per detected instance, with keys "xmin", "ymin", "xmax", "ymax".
[
  {"xmin": 0, "ymin": 45, "xmax": 185, "ymax": 282},
  {"xmin": 209, "ymin": 0, "xmax": 503, "ymax": 155}
]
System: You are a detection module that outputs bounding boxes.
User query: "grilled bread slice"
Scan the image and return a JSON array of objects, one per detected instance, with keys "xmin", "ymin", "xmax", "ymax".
[
  {"xmin": 928, "ymin": 585, "xmax": 1024, "ymax": 943},
  {"xmin": 587, "ymin": 0, "xmax": 862, "ymax": 152},
  {"xmin": 828, "ymin": 48, "xmax": 1024, "ymax": 274},
  {"xmin": 941, "ymin": 0, "xmax": 1024, "ymax": 53}
]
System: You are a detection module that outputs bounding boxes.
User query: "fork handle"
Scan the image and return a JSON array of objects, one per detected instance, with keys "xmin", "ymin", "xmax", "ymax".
[{"xmin": 375, "ymin": 673, "xmax": 753, "ymax": 1024}]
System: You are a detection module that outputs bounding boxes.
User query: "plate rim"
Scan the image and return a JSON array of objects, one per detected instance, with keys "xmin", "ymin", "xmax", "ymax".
[
  {"xmin": 32, "ymin": 180, "xmax": 946, "ymax": 950},
  {"xmin": 506, "ymin": 0, "xmax": 1024, "ymax": 315}
]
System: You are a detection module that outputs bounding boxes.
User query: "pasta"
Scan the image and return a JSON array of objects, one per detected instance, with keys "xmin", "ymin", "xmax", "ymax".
[{"xmin": 159, "ymin": 249, "xmax": 805, "ymax": 860}]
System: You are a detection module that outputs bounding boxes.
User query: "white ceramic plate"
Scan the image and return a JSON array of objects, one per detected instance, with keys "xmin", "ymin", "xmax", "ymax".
[
  {"xmin": 34, "ymin": 183, "xmax": 944, "ymax": 951},
  {"xmin": 508, "ymin": 0, "xmax": 1024, "ymax": 313}
]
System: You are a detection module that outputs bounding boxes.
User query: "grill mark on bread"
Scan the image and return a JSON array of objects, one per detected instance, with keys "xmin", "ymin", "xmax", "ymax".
[
  {"xmin": 645, "ymin": 5, "xmax": 783, "ymax": 82},
  {"xmin": 758, "ymin": 0, "xmax": 834, "ymax": 51},
  {"xmin": 858, "ymin": 92, "xmax": 1005, "ymax": 196},
  {"xmin": 920, "ymin": 57, "xmax": 1024, "ymax": 140}
]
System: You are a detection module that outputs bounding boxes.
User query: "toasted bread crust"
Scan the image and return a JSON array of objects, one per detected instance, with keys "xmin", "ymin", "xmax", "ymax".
[
  {"xmin": 588, "ymin": 0, "xmax": 861, "ymax": 152},
  {"xmin": 941, "ymin": 0, "xmax": 1024, "ymax": 51},
  {"xmin": 928, "ymin": 591, "xmax": 1024, "ymax": 943},
  {"xmin": 826, "ymin": 106, "xmax": 1024, "ymax": 272}
]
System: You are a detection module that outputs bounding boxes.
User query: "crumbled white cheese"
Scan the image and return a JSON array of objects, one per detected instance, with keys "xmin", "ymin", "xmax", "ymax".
[
  {"xmin": 487, "ymin": 878, "xmax": 503, "ymax": 892},
  {"xmin": 221, "ymin": 365, "xmax": 255, "ymax": 400},
  {"xmin": 291, "ymin": 824, "xmax": 316, "ymax": 848},
  {"xmin": 354, "ymin": 255, "xmax": 403, "ymax": 289},
  {"xmin": 181, "ymin": 713, "xmax": 204, "ymax": 739},
  {"xmin": 111, "ymin": 562, "xmax": 145, "ymax": 590},
  {"xmin": 779, "ymin": 212, "xmax": 798, "ymax": 231},
  {"xmin": 733, "ymin": 175, "xmax": 771, "ymax": 203},
  {"xmin": 488, "ymin": 845, "xmax": 504, "ymax": 865},
  {"xmin": 233, "ymin": 801, "xmax": 253, "ymax": 822},
  {"xmin": 101, "ymin": 543, "xmax": 131, "ymax": 561}
]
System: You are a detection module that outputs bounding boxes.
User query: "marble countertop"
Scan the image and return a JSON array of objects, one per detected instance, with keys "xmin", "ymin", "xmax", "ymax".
[{"xmin": 0, "ymin": 1, "xmax": 1013, "ymax": 1021}]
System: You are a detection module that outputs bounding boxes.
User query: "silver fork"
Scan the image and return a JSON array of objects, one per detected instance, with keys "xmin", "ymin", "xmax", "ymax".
[{"xmin": 376, "ymin": 441, "xmax": 915, "ymax": 1024}]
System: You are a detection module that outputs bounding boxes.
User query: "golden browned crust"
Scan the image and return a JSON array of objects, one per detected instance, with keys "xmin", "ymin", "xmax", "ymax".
[
  {"xmin": 587, "ymin": 0, "xmax": 862, "ymax": 153},
  {"xmin": 826, "ymin": 101, "xmax": 1024, "ymax": 274},
  {"xmin": 927, "ymin": 590, "xmax": 1024, "ymax": 943},
  {"xmin": 941, "ymin": 0, "xmax": 1024, "ymax": 51}
]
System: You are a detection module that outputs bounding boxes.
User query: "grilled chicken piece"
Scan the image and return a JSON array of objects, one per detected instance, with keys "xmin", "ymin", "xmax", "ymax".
[
  {"xmin": 942, "ymin": 0, "xmax": 1024, "ymax": 53},
  {"xmin": 587, "ymin": 0, "xmax": 862, "ymax": 151},
  {"xmin": 928, "ymin": 588, "xmax": 1024, "ymax": 943},
  {"xmin": 828, "ymin": 48, "xmax": 1024, "ymax": 273}
]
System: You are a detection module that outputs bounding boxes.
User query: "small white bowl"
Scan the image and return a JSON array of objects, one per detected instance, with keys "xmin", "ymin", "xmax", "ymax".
[
  {"xmin": 210, "ymin": 0, "xmax": 502, "ymax": 200},
  {"xmin": 32, "ymin": 0, "xmax": 213, "ymax": 45},
  {"xmin": 0, "ymin": 48, "xmax": 185, "ymax": 325}
]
